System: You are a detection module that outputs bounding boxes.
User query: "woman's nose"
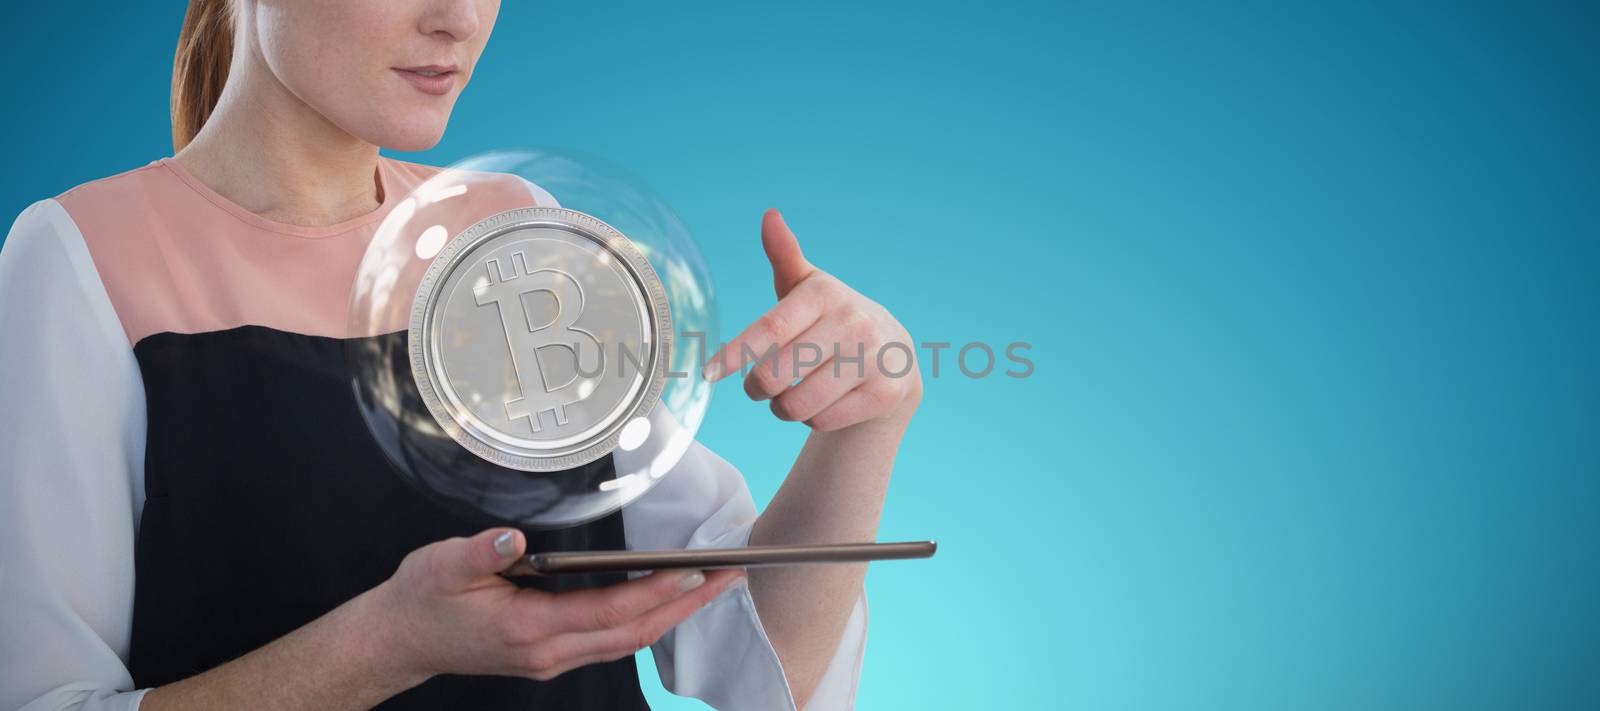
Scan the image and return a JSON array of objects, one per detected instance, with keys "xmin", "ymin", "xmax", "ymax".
[{"xmin": 419, "ymin": 0, "xmax": 481, "ymax": 42}]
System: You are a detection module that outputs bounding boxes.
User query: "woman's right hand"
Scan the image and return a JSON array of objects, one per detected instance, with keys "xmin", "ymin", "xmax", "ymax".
[{"xmin": 366, "ymin": 528, "xmax": 746, "ymax": 684}]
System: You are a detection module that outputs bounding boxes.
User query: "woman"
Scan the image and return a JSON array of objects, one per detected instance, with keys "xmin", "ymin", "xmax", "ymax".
[{"xmin": 0, "ymin": 1, "xmax": 921, "ymax": 710}]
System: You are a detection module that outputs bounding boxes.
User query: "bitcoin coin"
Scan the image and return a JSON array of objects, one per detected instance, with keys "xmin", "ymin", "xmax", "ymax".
[{"xmin": 409, "ymin": 207, "xmax": 672, "ymax": 472}]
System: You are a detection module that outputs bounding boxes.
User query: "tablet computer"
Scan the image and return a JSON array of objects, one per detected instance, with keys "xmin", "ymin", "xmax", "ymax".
[{"xmin": 504, "ymin": 540, "xmax": 937, "ymax": 576}]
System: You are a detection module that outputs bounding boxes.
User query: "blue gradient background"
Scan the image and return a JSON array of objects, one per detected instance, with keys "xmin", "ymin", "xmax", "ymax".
[{"xmin": 5, "ymin": 2, "xmax": 1598, "ymax": 709}]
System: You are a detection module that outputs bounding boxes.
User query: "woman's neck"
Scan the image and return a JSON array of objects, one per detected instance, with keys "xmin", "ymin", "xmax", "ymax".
[{"xmin": 174, "ymin": 53, "xmax": 385, "ymax": 228}]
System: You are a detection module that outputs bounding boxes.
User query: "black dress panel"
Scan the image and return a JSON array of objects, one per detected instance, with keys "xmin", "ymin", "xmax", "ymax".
[{"xmin": 127, "ymin": 325, "xmax": 650, "ymax": 710}]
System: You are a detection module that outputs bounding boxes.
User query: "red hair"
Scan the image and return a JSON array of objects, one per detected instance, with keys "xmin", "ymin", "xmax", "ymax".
[{"xmin": 171, "ymin": 0, "xmax": 235, "ymax": 152}]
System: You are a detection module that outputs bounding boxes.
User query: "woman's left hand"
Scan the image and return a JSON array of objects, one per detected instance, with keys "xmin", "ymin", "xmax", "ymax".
[{"xmin": 703, "ymin": 209, "xmax": 922, "ymax": 431}]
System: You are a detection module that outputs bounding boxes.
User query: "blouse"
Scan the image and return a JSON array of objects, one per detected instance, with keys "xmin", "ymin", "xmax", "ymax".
[{"xmin": 0, "ymin": 156, "xmax": 867, "ymax": 710}]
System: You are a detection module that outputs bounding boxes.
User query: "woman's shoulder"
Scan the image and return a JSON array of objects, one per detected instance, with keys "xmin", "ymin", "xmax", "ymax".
[
  {"xmin": 5, "ymin": 158, "xmax": 193, "ymax": 348},
  {"xmin": 0, "ymin": 193, "xmax": 131, "ymax": 354},
  {"xmin": 4, "ymin": 159, "xmax": 170, "ymax": 244},
  {"xmin": 53, "ymin": 158, "xmax": 171, "ymax": 206},
  {"xmin": 45, "ymin": 158, "xmax": 195, "ymax": 259},
  {"xmin": 2, "ymin": 157, "xmax": 161, "ymax": 270}
]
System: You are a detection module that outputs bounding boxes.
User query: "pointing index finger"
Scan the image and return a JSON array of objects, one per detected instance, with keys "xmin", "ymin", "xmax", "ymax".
[{"xmin": 703, "ymin": 278, "xmax": 828, "ymax": 382}]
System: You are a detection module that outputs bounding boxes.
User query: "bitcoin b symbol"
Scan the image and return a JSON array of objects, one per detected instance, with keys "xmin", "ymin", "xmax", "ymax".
[{"xmin": 473, "ymin": 250, "xmax": 602, "ymax": 433}]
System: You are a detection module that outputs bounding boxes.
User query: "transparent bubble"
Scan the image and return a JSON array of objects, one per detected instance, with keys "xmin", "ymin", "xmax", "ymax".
[{"xmin": 347, "ymin": 148, "xmax": 716, "ymax": 529}]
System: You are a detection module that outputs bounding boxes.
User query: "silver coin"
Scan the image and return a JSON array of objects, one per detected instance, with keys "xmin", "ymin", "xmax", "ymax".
[{"xmin": 409, "ymin": 207, "xmax": 671, "ymax": 472}]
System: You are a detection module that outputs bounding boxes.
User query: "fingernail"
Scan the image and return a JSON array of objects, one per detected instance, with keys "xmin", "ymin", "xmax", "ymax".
[
  {"xmin": 678, "ymin": 570, "xmax": 706, "ymax": 592},
  {"xmin": 702, "ymin": 359, "xmax": 723, "ymax": 381},
  {"xmin": 493, "ymin": 530, "xmax": 517, "ymax": 558}
]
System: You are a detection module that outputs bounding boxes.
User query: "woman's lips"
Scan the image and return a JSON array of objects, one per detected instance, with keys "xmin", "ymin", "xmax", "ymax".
[{"xmin": 394, "ymin": 67, "xmax": 458, "ymax": 96}]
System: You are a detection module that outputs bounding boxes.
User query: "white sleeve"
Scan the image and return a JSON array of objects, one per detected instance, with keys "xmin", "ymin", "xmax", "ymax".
[
  {"xmin": 618, "ymin": 417, "xmax": 869, "ymax": 711},
  {"xmin": 0, "ymin": 200, "xmax": 150, "ymax": 711}
]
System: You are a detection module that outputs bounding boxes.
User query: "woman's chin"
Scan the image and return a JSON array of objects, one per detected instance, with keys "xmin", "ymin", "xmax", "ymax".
[{"xmin": 370, "ymin": 122, "xmax": 449, "ymax": 153}]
